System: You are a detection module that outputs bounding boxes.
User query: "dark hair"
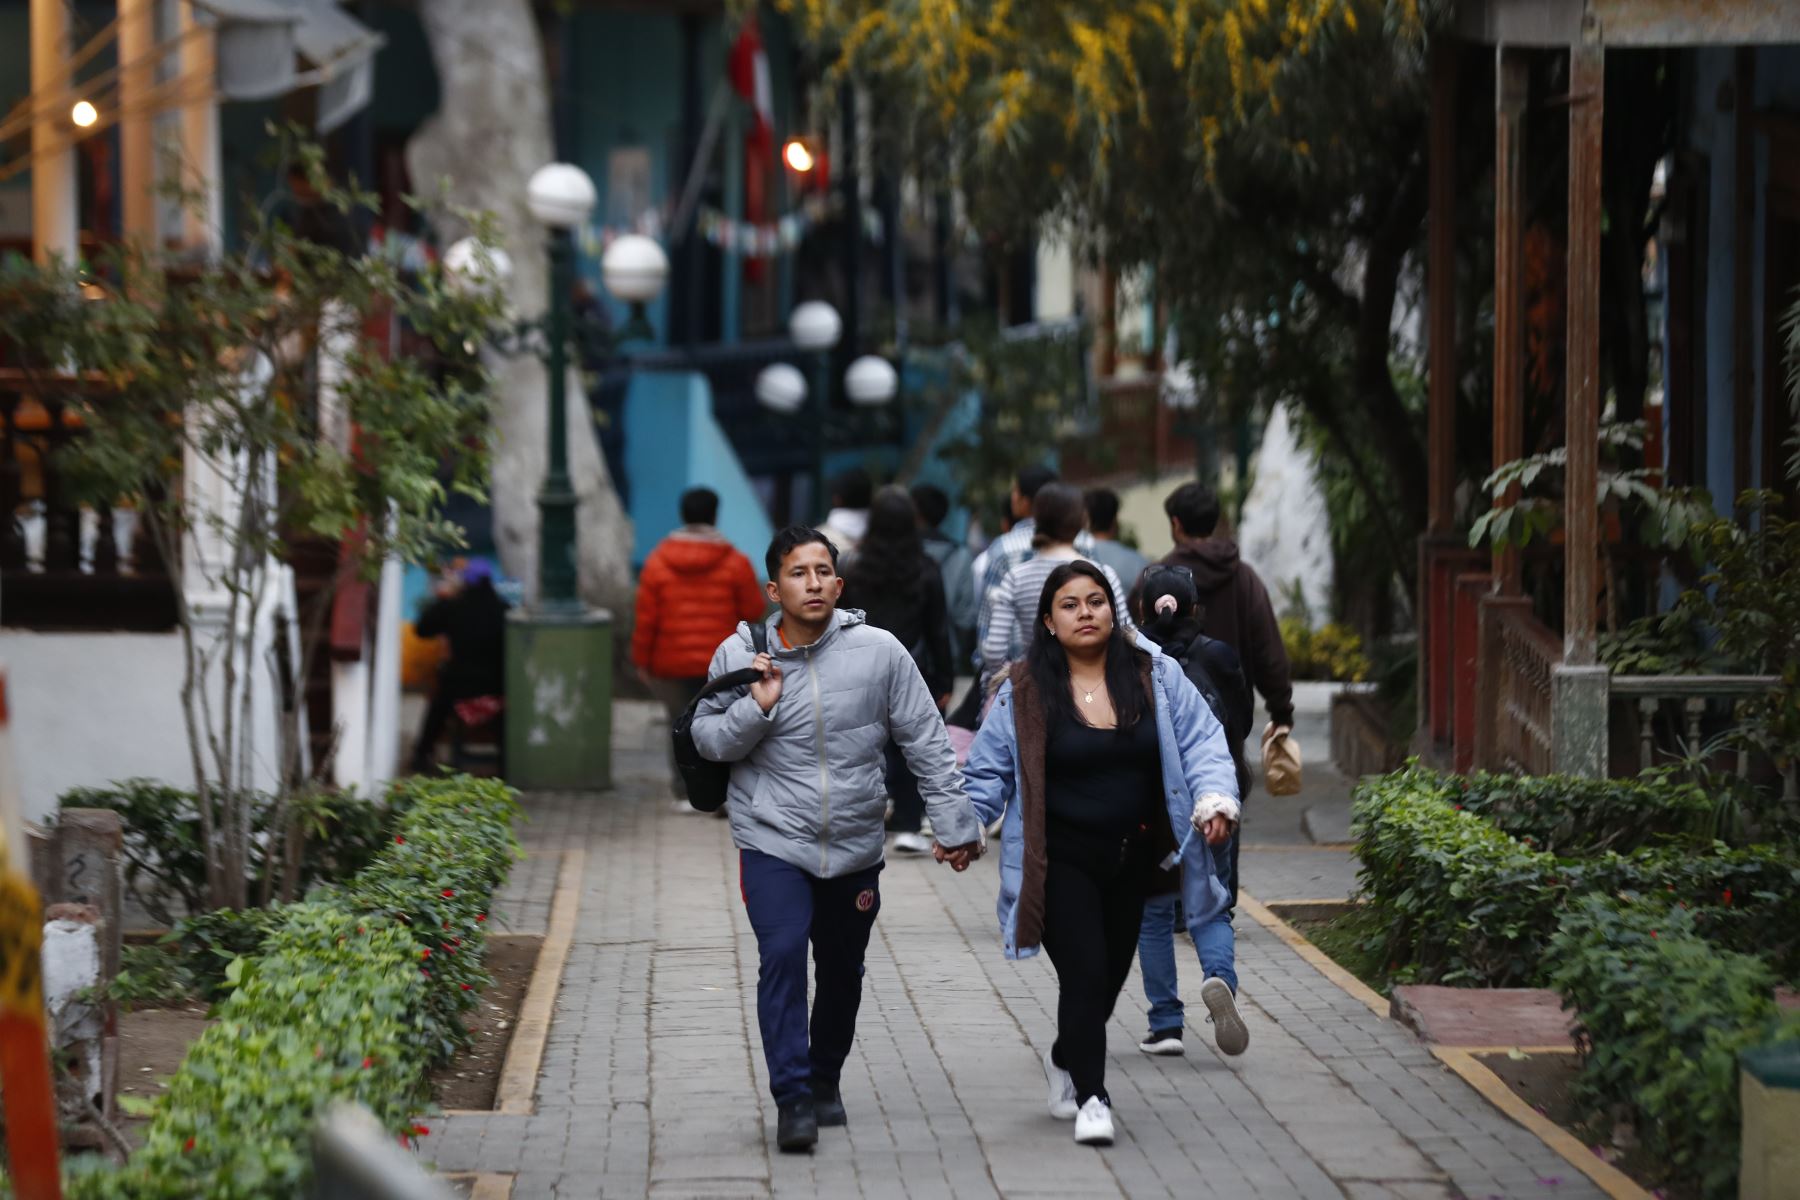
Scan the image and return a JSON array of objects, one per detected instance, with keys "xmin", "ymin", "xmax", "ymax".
[
  {"xmin": 680, "ymin": 487, "xmax": 719, "ymax": 526},
  {"xmin": 910, "ymin": 482, "xmax": 950, "ymax": 529},
  {"xmin": 765, "ymin": 525, "xmax": 840, "ymax": 579},
  {"xmin": 831, "ymin": 467, "xmax": 873, "ymax": 510},
  {"xmin": 1164, "ymin": 482, "xmax": 1221, "ymax": 539},
  {"xmin": 1085, "ymin": 487, "xmax": 1122, "ymax": 534},
  {"xmin": 1026, "ymin": 561, "xmax": 1150, "ymax": 731},
  {"xmin": 1031, "ymin": 482, "xmax": 1088, "ymax": 549},
  {"xmin": 1138, "ymin": 563, "xmax": 1203, "ymax": 653},
  {"xmin": 844, "ymin": 487, "xmax": 927, "ymax": 624},
  {"xmin": 1016, "ymin": 464, "xmax": 1058, "ymax": 502}
]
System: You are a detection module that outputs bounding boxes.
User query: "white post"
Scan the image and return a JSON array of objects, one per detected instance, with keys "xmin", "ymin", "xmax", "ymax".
[
  {"xmin": 30, "ymin": 0, "xmax": 78, "ymax": 264},
  {"xmin": 179, "ymin": 0, "xmax": 222, "ymax": 253},
  {"xmin": 119, "ymin": 0, "xmax": 157, "ymax": 244}
]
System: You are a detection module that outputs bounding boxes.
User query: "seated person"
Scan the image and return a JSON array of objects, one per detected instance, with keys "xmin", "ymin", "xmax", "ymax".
[{"xmin": 410, "ymin": 558, "xmax": 509, "ymax": 772}]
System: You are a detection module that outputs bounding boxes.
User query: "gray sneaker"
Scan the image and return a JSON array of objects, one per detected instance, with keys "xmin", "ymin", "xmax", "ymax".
[{"xmin": 1202, "ymin": 977, "xmax": 1248, "ymax": 1056}]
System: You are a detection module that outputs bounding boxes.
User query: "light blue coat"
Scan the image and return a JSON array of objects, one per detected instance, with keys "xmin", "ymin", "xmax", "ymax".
[{"xmin": 961, "ymin": 638, "xmax": 1240, "ymax": 959}]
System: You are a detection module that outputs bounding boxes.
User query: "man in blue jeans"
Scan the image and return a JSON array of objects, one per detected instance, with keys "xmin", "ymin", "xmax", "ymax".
[{"xmin": 691, "ymin": 526, "xmax": 985, "ymax": 1153}]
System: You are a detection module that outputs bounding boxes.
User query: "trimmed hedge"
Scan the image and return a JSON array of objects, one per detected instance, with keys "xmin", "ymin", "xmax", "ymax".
[
  {"xmin": 1354, "ymin": 767, "xmax": 1800, "ymax": 986},
  {"xmin": 1550, "ymin": 895, "xmax": 1800, "ymax": 1200},
  {"xmin": 64, "ymin": 774, "xmax": 521, "ymax": 1199}
]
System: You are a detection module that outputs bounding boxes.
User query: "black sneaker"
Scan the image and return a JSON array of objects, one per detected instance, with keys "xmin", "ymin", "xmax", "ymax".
[
  {"xmin": 776, "ymin": 1098, "xmax": 818, "ymax": 1153},
  {"xmin": 1138, "ymin": 1027, "xmax": 1184, "ymax": 1056},
  {"xmin": 812, "ymin": 1078, "xmax": 847, "ymax": 1127}
]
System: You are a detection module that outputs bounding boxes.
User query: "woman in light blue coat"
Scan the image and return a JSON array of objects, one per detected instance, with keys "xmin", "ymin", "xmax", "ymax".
[{"xmin": 954, "ymin": 561, "xmax": 1242, "ymax": 1147}]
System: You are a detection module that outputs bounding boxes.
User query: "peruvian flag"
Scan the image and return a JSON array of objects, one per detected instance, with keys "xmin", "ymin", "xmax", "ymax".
[{"xmin": 729, "ymin": 15, "xmax": 775, "ymax": 282}]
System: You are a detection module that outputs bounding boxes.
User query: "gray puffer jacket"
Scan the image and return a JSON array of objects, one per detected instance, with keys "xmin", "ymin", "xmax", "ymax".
[{"xmin": 691, "ymin": 609, "xmax": 981, "ymax": 879}]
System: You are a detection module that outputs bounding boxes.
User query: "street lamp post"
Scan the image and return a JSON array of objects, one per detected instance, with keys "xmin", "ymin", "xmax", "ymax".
[{"xmin": 790, "ymin": 300, "xmax": 842, "ymax": 520}]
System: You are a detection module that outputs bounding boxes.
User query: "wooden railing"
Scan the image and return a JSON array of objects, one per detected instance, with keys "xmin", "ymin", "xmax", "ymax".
[
  {"xmin": 1609, "ymin": 674, "xmax": 1786, "ymax": 785},
  {"xmin": 0, "ymin": 370, "xmax": 177, "ymax": 631},
  {"xmin": 1485, "ymin": 595, "xmax": 1562, "ymax": 775}
]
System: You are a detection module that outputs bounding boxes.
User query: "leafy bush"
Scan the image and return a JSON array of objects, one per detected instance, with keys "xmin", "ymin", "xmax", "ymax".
[
  {"xmin": 1550, "ymin": 895, "xmax": 1800, "ymax": 1200},
  {"xmin": 100, "ymin": 944, "xmax": 196, "ymax": 1011},
  {"xmin": 1277, "ymin": 581, "xmax": 1371, "ymax": 682},
  {"xmin": 1353, "ymin": 766, "xmax": 1800, "ymax": 985},
  {"xmin": 1447, "ymin": 768, "xmax": 1721, "ymax": 853},
  {"xmin": 64, "ymin": 775, "xmax": 520, "ymax": 1199},
  {"xmin": 56, "ymin": 780, "xmax": 415, "ymax": 924}
]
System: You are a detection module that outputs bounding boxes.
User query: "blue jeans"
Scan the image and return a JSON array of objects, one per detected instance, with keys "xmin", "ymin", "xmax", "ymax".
[
  {"xmin": 1137, "ymin": 837, "xmax": 1238, "ymax": 1034},
  {"xmin": 739, "ymin": 848, "xmax": 883, "ymax": 1106}
]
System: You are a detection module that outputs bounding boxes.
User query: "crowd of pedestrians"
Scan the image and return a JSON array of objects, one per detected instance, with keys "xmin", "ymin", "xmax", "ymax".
[{"xmin": 645, "ymin": 461, "xmax": 1295, "ymax": 1155}]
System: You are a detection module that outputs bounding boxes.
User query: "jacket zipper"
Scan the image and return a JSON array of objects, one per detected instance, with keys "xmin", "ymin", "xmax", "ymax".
[{"xmin": 805, "ymin": 643, "xmax": 832, "ymax": 875}]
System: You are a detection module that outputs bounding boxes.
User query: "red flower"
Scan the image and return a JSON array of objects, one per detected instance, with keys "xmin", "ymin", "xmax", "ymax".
[
  {"xmin": 412, "ymin": 1124, "xmax": 431, "ymax": 1137},
  {"xmin": 442, "ymin": 889, "xmax": 455, "ymax": 899},
  {"xmin": 357, "ymin": 926, "xmax": 365, "ymax": 934},
  {"xmin": 1650, "ymin": 930, "xmax": 1659, "ymax": 939},
  {"xmin": 421, "ymin": 948, "xmax": 431, "ymax": 958},
  {"xmin": 442, "ymin": 921, "xmax": 450, "ymax": 931},
  {"xmin": 421, "ymin": 967, "xmax": 431, "ymax": 978},
  {"xmin": 475, "ymin": 914, "xmax": 486, "ymax": 922},
  {"xmin": 362, "ymin": 1057, "xmax": 375, "ymax": 1069},
  {"xmin": 396, "ymin": 835, "xmax": 406, "ymax": 845},
  {"xmin": 461, "ymin": 983, "xmax": 472, "ymax": 991},
  {"xmin": 1723, "ymin": 888, "xmax": 1734, "ymax": 906},
  {"xmin": 183, "ymin": 1137, "xmax": 195, "ymax": 1153}
]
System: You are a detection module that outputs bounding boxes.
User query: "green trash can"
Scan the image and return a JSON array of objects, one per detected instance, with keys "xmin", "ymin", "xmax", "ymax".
[
  {"xmin": 504, "ymin": 606, "xmax": 614, "ymax": 791},
  {"xmin": 1740, "ymin": 1041, "xmax": 1800, "ymax": 1200}
]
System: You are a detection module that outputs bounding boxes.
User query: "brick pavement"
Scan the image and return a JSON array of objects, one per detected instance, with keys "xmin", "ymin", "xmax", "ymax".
[{"xmin": 427, "ymin": 703, "xmax": 1598, "ymax": 1199}]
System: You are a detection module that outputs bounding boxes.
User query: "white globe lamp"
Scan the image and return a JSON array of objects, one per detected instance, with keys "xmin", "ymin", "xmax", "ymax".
[
  {"xmin": 844, "ymin": 355, "xmax": 899, "ymax": 407},
  {"xmin": 443, "ymin": 237, "xmax": 513, "ymax": 293},
  {"xmin": 1161, "ymin": 360, "xmax": 1200, "ymax": 411},
  {"xmin": 790, "ymin": 300, "xmax": 843, "ymax": 352},
  {"xmin": 526, "ymin": 163, "xmax": 598, "ymax": 230},
  {"xmin": 601, "ymin": 234, "xmax": 669, "ymax": 304},
  {"xmin": 756, "ymin": 363, "xmax": 809, "ymax": 415}
]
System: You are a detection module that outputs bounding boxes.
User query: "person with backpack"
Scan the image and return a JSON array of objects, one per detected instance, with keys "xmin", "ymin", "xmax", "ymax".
[
  {"xmin": 840, "ymin": 487, "xmax": 955, "ymax": 856},
  {"xmin": 910, "ymin": 482, "xmax": 977, "ymax": 666},
  {"xmin": 1131, "ymin": 563, "xmax": 1254, "ymax": 1059},
  {"xmin": 958, "ymin": 561, "xmax": 1241, "ymax": 1147},
  {"xmin": 689, "ymin": 526, "xmax": 985, "ymax": 1154}
]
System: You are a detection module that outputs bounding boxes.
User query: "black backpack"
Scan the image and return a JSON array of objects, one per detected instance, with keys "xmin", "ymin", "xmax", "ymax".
[
  {"xmin": 670, "ymin": 623, "xmax": 768, "ymax": 813},
  {"xmin": 1173, "ymin": 634, "xmax": 1254, "ymax": 793}
]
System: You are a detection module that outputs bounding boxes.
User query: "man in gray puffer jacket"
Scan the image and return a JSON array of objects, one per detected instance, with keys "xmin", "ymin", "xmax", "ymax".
[{"xmin": 692, "ymin": 525, "xmax": 985, "ymax": 1154}]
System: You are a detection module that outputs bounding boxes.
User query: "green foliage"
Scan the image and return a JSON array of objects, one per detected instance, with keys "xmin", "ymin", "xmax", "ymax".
[
  {"xmin": 1278, "ymin": 582, "xmax": 1370, "ymax": 681},
  {"xmin": 63, "ymin": 775, "xmax": 521, "ymax": 1199},
  {"xmin": 1352, "ymin": 765, "xmax": 1800, "ymax": 985},
  {"xmin": 100, "ymin": 944, "xmax": 197, "ymax": 1011},
  {"xmin": 168, "ymin": 907, "xmax": 286, "ymax": 1002},
  {"xmin": 1550, "ymin": 895, "xmax": 1800, "ymax": 1200},
  {"xmin": 55, "ymin": 781, "xmax": 412, "ymax": 925}
]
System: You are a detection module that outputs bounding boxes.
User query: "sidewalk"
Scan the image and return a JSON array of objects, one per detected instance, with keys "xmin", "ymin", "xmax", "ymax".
[{"xmin": 429, "ymin": 702, "xmax": 1596, "ymax": 1199}]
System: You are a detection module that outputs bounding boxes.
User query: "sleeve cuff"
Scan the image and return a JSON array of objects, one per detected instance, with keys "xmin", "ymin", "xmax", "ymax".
[{"xmin": 1192, "ymin": 792, "xmax": 1241, "ymax": 829}]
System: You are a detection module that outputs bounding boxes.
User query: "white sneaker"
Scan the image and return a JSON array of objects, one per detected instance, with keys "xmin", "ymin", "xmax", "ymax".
[
  {"xmin": 892, "ymin": 831, "xmax": 932, "ymax": 855},
  {"xmin": 670, "ymin": 798, "xmax": 698, "ymax": 814},
  {"xmin": 1202, "ymin": 977, "xmax": 1248, "ymax": 1056},
  {"xmin": 1042, "ymin": 1047, "xmax": 1078, "ymax": 1120},
  {"xmin": 1073, "ymin": 1096, "xmax": 1114, "ymax": 1146}
]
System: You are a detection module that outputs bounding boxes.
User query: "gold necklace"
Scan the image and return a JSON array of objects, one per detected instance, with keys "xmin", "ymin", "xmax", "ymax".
[{"xmin": 1071, "ymin": 673, "xmax": 1106, "ymax": 705}]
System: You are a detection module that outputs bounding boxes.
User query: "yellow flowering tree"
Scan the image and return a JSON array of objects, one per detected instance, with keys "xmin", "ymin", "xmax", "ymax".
[{"xmin": 781, "ymin": 0, "xmax": 1461, "ymax": 609}]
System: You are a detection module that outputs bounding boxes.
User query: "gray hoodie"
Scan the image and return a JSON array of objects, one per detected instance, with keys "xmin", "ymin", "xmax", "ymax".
[{"xmin": 691, "ymin": 609, "xmax": 982, "ymax": 879}]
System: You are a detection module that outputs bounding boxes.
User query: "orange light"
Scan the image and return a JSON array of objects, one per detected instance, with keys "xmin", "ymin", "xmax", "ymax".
[{"xmin": 783, "ymin": 139, "xmax": 815, "ymax": 173}]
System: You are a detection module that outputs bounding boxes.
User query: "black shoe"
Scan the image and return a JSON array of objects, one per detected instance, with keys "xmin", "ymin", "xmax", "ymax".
[
  {"xmin": 1138, "ymin": 1027, "xmax": 1185, "ymax": 1056},
  {"xmin": 812, "ymin": 1078, "xmax": 846, "ymax": 1127},
  {"xmin": 776, "ymin": 1098, "xmax": 818, "ymax": 1152}
]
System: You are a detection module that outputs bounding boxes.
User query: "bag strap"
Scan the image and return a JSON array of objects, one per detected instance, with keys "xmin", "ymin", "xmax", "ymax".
[
  {"xmin": 682, "ymin": 624, "xmax": 770, "ymax": 715},
  {"xmin": 750, "ymin": 620, "xmax": 769, "ymax": 656}
]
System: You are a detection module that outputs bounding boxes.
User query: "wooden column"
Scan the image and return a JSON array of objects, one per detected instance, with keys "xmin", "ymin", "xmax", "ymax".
[
  {"xmin": 30, "ymin": 0, "xmax": 77, "ymax": 263},
  {"xmin": 1427, "ymin": 39, "xmax": 1458, "ymax": 535},
  {"xmin": 1564, "ymin": 42, "xmax": 1605, "ymax": 667},
  {"xmin": 180, "ymin": 0, "xmax": 222, "ymax": 253},
  {"xmin": 1492, "ymin": 49, "xmax": 1529, "ymax": 596},
  {"xmin": 119, "ymin": 0, "xmax": 157, "ymax": 244}
]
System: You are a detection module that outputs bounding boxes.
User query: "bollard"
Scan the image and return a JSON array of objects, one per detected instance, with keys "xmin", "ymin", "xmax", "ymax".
[
  {"xmin": 1740, "ymin": 1042, "xmax": 1800, "ymax": 1200},
  {"xmin": 312, "ymin": 1102, "xmax": 455, "ymax": 1200}
]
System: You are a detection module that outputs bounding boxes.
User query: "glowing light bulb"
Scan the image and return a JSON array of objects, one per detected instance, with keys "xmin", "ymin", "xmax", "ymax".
[
  {"xmin": 71, "ymin": 100, "xmax": 98, "ymax": 128},
  {"xmin": 783, "ymin": 139, "xmax": 814, "ymax": 173}
]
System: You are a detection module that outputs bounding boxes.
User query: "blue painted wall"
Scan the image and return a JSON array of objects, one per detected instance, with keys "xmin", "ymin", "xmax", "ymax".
[{"xmin": 625, "ymin": 370, "xmax": 775, "ymax": 576}]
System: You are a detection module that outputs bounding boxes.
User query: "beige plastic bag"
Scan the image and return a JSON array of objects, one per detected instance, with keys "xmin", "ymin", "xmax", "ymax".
[{"xmin": 1262, "ymin": 724, "xmax": 1302, "ymax": 796}]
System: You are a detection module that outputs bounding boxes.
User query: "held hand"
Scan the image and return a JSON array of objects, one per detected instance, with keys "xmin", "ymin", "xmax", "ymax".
[
  {"xmin": 1262, "ymin": 722, "xmax": 1292, "ymax": 748},
  {"xmin": 932, "ymin": 840, "xmax": 983, "ymax": 871},
  {"xmin": 749, "ymin": 653, "xmax": 783, "ymax": 712},
  {"xmin": 1201, "ymin": 815, "xmax": 1234, "ymax": 847}
]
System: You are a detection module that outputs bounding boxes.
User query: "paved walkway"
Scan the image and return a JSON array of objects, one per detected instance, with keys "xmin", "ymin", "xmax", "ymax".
[{"xmin": 430, "ymin": 703, "xmax": 1597, "ymax": 1199}]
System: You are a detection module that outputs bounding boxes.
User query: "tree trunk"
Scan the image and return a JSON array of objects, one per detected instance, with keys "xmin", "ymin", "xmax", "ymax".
[{"xmin": 408, "ymin": 0, "xmax": 635, "ymax": 615}]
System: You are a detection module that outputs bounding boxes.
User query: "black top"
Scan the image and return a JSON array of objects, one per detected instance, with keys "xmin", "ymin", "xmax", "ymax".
[
  {"xmin": 1044, "ymin": 707, "xmax": 1163, "ymax": 858},
  {"xmin": 416, "ymin": 580, "xmax": 509, "ymax": 698},
  {"xmin": 841, "ymin": 556, "xmax": 954, "ymax": 698}
]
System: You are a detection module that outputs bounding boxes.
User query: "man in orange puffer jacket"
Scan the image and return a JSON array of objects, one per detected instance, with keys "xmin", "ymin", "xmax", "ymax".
[{"xmin": 634, "ymin": 487, "xmax": 769, "ymax": 808}]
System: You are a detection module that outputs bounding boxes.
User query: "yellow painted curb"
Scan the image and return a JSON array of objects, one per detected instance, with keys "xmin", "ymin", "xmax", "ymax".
[
  {"xmin": 493, "ymin": 848, "xmax": 583, "ymax": 1116},
  {"xmin": 1433, "ymin": 1047, "xmax": 1654, "ymax": 1200},
  {"xmin": 1239, "ymin": 890, "xmax": 1388, "ymax": 1017}
]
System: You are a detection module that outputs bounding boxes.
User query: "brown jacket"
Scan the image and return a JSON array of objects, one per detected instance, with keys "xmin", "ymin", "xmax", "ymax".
[
  {"xmin": 1159, "ymin": 538, "xmax": 1295, "ymax": 727},
  {"xmin": 1006, "ymin": 659, "xmax": 1181, "ymax": 954}
]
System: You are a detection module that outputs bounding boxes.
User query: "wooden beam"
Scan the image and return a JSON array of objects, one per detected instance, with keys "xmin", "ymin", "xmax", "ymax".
[
  {"xmin": 1491, "ymin": 48, "xmax": 1528, "ymax": 595},
  {"xmin": 1426, "ymin": 39, "xmax": 1458, "ymax": 536},
  {"xmin": 1564, "ymin": 42, "xmax": 1605, "ymax": 668}
]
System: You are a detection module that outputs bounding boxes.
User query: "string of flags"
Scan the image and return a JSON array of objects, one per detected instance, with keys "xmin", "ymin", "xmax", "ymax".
[{"xmin": 576, "ymin": 196, "xmax": 892, "ymax": 263}]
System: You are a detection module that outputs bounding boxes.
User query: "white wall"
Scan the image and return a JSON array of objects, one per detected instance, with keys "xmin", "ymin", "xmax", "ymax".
[{"xmin": 1, "ymin": 628, "xmax": 280, "ymax": 826}]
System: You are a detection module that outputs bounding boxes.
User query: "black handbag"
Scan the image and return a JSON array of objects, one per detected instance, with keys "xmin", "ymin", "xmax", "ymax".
[{"xmin": 671, "ymin": 622, "xmax": 768, "ymax": 812}]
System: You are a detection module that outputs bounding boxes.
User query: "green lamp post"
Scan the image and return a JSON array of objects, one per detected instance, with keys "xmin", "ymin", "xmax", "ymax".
[
  {"xmin": 496, "ymin": 162, "xmax": 667, "ymax": 791},
  {"xmin": 788, "ymin": 300, "xmax": 842, "ymax": 520}
]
